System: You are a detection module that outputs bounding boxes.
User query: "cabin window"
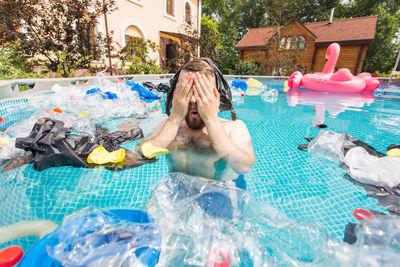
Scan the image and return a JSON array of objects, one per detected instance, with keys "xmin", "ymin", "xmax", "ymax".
[
  {"xmin": 285, "ymin": 37, "xmax": 291, "ymax": 50},
  {"xmin": 298, "ymin": 35, "xmax": 306, "ymax": 50},
  {"xmin": 166, "ymin": 0, "xmax": 174, "ymax": 16},
  {"xmin": 279, "ymin": 37, "xmax": 286, "ymax": 50},
  {"xmin": 291, "ymin": 36, "xmax": 297, "ymax": 50},
  {"xmin": 185, "ymin": 2, "xmax": 191, "ymax": 24}
]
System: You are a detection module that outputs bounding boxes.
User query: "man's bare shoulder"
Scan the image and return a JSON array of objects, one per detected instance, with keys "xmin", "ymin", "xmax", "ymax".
[{"xmin": 219, "ymin": 118, "xmax": 247, "ymax": 129}]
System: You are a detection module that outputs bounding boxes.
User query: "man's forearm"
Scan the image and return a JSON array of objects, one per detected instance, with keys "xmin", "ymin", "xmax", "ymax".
[
  {"xmin": 143, "ymin": 115, "xmax": 181, "ymax": 149},
  {"xmin": 205, "ymin": 118, "xmax": 254, "ymax": 174}
]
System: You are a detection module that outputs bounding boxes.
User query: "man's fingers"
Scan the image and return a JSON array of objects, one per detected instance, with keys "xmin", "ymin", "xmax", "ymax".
[
  {"xmin": 175, "ymin": 73, "xmax": 190, "ymax": 96},
  {"xmin": 196, "ymin": 73, "xmax": 213, "ymax": 99},
  {"xmin": 193, "ymin": 75, "xmax": 206, "ymax": 102}
]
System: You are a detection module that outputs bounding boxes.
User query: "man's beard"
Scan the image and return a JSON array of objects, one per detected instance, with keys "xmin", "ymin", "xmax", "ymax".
[{"xmin": 185, "ymin": 107, "xmax": 205, "ymax": 130}]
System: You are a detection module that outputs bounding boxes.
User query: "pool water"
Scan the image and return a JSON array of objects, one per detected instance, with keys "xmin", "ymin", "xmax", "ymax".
[{"xmin": 0, "ymin": 81, "xmax": 399, "ymax": 252}]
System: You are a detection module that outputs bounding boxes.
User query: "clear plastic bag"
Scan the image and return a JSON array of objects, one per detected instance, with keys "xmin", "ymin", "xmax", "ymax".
[
  {"xmin": 147, "ymin": 173, "xmax": 330, "ymax": 266},
  {"xmin": 308, "ymin": 130, "xmax": 349, "ymax": 162},
  {"xmin": 46, "ymin": 207, "xmax": 161, "ymax": 267},
  {"xmin": 344, "ymin": 147, "xmax": 400, "ymax": 188}
]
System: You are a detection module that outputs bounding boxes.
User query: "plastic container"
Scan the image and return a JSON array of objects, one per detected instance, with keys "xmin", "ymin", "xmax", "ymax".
[{"xmin": 18, "ymin": 209, "xmax": 161, "ymax": 267}]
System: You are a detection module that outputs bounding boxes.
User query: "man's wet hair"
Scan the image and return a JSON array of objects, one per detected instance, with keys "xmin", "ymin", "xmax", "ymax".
[{"xmin": 166, "ymin": 58, "xmax": 237, "ymax": 121}]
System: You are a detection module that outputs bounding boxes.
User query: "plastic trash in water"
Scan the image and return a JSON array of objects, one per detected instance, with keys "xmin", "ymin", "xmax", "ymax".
[
  {"xmin": 85, "ymin": 88, "xmax": 118, "ymax": 100},
  {"xmin": 87, "ymin": 145, "xmax": 126, "ymax": 165},
  {"xmin": 0, "ymin": 245, "xmax": 24, "ymax": 267},
  {"xmin": 146, "ymin": 172, "xmax": 331, "ymax": 266},
  {"xmin": 246, "ymin": 78, "xmax": 263, "ymax": 88},
  {"xmin": 261, "ymin": 89, "xmax": 278, "ymax": 103},
  {"xmin": 231, "ymin": 80, "xmax": 248, "ymax": 92},
  {"xmin": 140, "ymin": 142, "xmax": 169, "ymax": 159},
  {"xmin": 344, "ymin": 146, "xmax": 400, "ymax": 188},
  {"xmin": 307, "ymin": 130, "xmax": 348, "ymax": 163},
  {"xmin": 18, "ymin": 208, "xmax": 161, "ymax": 267},
  {"xmin": 208, "ymin": 246, "xmax": 230, "ymax": 267},
  {"xmin": 126, "ymin": 80, "xmax": 159, "ymax": 99}
]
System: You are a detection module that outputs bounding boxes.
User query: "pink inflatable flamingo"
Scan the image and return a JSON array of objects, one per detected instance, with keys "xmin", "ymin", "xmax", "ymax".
[{"xmin": 288, "ymin": 43, "xmax": 380, "ymax": 92}]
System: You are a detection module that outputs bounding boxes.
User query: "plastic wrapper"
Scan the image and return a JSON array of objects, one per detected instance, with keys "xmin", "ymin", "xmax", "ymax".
[
  {"xmin": 261, "ymin": 89, "xmax": 279, "ymax": 103},
  {"xmin": 0, "ymin": 133, "xmax": 29, "ymax": 162},
  {"xmin": 308, "ymin": 130, "xmax": 349, "ymax": 162},
  {"xmin": 147, "ymin": 173, "xmax": 332, "ymax": 266},
  {"xmin": 146, "ymin": 173, "xmax": 400, "ymax": 266},
  {"xmin": 46, "ymin": 207, "xmax": 161, "ymax": 267},
  {"xmin": 27, "ymin": 75, "xmax": 148, "ymax": 122},
  {"xmin": 344, "ymin": 147, "xmax": 400, "ymax": 188}
]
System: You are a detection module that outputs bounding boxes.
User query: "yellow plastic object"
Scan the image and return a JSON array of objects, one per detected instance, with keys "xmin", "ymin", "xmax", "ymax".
[
  {"xmin": 141, "ymin": 142, "xmax": 169, "ymax": 159},
  {"xmin": 78, "ymin": 112, "xmax": 87, "ymax": 118},
  {"xmin": 283, "ymin": 80, "xmax": 290, "ymax": 92},
  {"xmin": 246, "ymin": 78, "xmax": 264, "ymax": 88},
  {"xmin": 246, "ymin": 87, "xmax": 264, "ymax": 96},
  {"xmin": 0, "ymin": 137, "xmax": 10, "ymax": 148},
  {"xmin": 387, "ymin": 148, "xmax": 400, "ymax": 157},
  {"xmin": 87, "ymin": 145, "xmax": 126, "ymax": 164}
]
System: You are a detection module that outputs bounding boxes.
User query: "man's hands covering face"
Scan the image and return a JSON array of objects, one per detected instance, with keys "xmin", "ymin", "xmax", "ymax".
[
  {"xmin": 171, "ymin": 73, "xmax": 194, "ymax": 121},
  {"xmin": 193, "ymin": 72, "xmax": 220, "ymax": 123}
]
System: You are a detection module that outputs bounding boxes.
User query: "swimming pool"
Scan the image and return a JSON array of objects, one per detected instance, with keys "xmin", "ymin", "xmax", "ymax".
[{"xmin": 0, "ymin": 78, "xmax": 399, "ymax": 253}]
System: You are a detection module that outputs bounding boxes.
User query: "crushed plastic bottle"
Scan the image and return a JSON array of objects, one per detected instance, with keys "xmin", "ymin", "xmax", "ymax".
[
  {"xmin": 146, "ymin": 172, "xmax": 331, "ymax": 266},
  {"xmin": 46, "ymin": 207, "xmax": 161, "ymax": 267},
  {"xmin": 261, "ymin": 89, "xmax": 279, "ymax": 103},
  {"xmin": 307, "ymin": 130, "xmax": 348, "ymax": 163}
]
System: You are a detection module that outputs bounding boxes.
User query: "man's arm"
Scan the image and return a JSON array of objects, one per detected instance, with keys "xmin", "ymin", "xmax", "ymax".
[
  {"xmin": 193, "ymin": 72, "xmax": 255, "ymax": 173},
  {"xmin": 205, "ymin": 119, "xmax": 255, "ymax": 174}
]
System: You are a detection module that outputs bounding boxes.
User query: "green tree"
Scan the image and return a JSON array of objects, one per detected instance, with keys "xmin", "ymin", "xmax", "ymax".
[
  {"xmin": 0, "ymin": 0, "xmax": 116, "ymax": 76},
  {"xmin": 336, "ymin": 0, "xmax": 400, "ymax": 73},
  {"xmin": 200, "ymin": 16, "xmax": 223, "ymax": 61}
]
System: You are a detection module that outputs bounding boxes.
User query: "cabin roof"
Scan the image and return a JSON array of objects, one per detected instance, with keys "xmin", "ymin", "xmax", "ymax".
[{"xmin": 236, "ymin": 15, "xmax": 378, "ymax": 50}]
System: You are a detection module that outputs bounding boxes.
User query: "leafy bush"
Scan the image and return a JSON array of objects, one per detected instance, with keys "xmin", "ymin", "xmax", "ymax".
[
  {"xmin": 42, "ymin": 51, "xmax": 94, "ymax": 78},
  {"xmin": 232, "ymin": 60, "xmax": 265, "ymax": 76},
  {"xmin": 0, "ymin": 41, "xmax": 43, "ymax": 80},
  {"xmin": 121, "ymin": 38, "xmax": 164, "ymax": 74}
]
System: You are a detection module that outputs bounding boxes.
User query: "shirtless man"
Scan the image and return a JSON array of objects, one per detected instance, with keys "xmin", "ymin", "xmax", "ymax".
[{"xmin": 140, "ymin": 59, "xmax": 255, "ymax": 185}]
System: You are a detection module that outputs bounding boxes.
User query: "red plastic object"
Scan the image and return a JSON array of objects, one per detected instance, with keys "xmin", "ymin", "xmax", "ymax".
[
  {"xmin": 0, "ymin": 246, "xmax": 23, "ymax": 267},
  {"xmin": 0, "ymin": 116, "xmax": 3, "ymax": 123},
  {"xmin": 208, "ymin": 246, "xmax": 230, "ymax": 267},
  {"xmin": 387, "ymin": 126, "xmax": 394, "ymax": 129},
  {"xmin": 53, "ymin": 108, "xmax": 63, "ymax": 113},
  {"xmin": 354, "ymin": 209, "xmax": 374, "ymax": 221},
  {"xmin": 241, "ymin": 93, "xmax": 244, "ymax": 97}
]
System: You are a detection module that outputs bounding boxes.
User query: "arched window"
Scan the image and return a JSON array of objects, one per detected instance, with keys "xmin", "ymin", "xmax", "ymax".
[
  {"xmin": 185, "ymin": 2, "xmax": 191, "ymax": 24},
  {"xmin": 166, "ymin": 0, "xmax": 174, "ymax": 16},
  {"xmin": 285, "ymin": 37, "xmax": 291, "ymax": 50},
  {"xmin": 298, "ymin": 35, "xmax": 306, "ymax": 50},
  {"xmin": 124, "ymin": 25, "xmax": 144, "ymax": 58},
  {"xmin": 279, "ymin": 37, "xmax": 286, "ymax": 50}
]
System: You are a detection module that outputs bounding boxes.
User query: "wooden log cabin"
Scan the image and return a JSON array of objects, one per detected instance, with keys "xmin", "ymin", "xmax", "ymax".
[{"xmin": 236, "ymin": 16, "xmax": 378, "ymax": 75}]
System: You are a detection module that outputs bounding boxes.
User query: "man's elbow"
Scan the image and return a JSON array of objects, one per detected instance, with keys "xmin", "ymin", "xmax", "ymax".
[{"xmin": 237, "ymin": 156, "xmax": 255, "ymax": 174}]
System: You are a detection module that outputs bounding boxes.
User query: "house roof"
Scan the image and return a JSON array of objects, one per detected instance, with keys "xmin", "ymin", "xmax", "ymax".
[
  {"xmin": 236, "ymin": 15, "xmax": 378, "ymax": 50},
  {"xmin": 236, "ymin": 26, "xmax": 281, "ymax": 50},
  {"xmin": 304, "ymin": 15, "xmax": 378, "ymax": 46}
]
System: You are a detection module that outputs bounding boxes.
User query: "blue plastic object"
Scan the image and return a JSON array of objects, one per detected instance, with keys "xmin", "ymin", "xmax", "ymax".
[
  {"xmin": 126, "ymin": 80, "xmax": 159, "ymax": 99},
  {"xmin": 231, "ymin": 80, "xmax": 248, "ymax": 91},
  {"xmin": 85, "ymin": 88, "xmax": 118, "ymax": 100},
  {"xmin": 18, "ymin": 209, "xmax": 160, "ymax": 267}
]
